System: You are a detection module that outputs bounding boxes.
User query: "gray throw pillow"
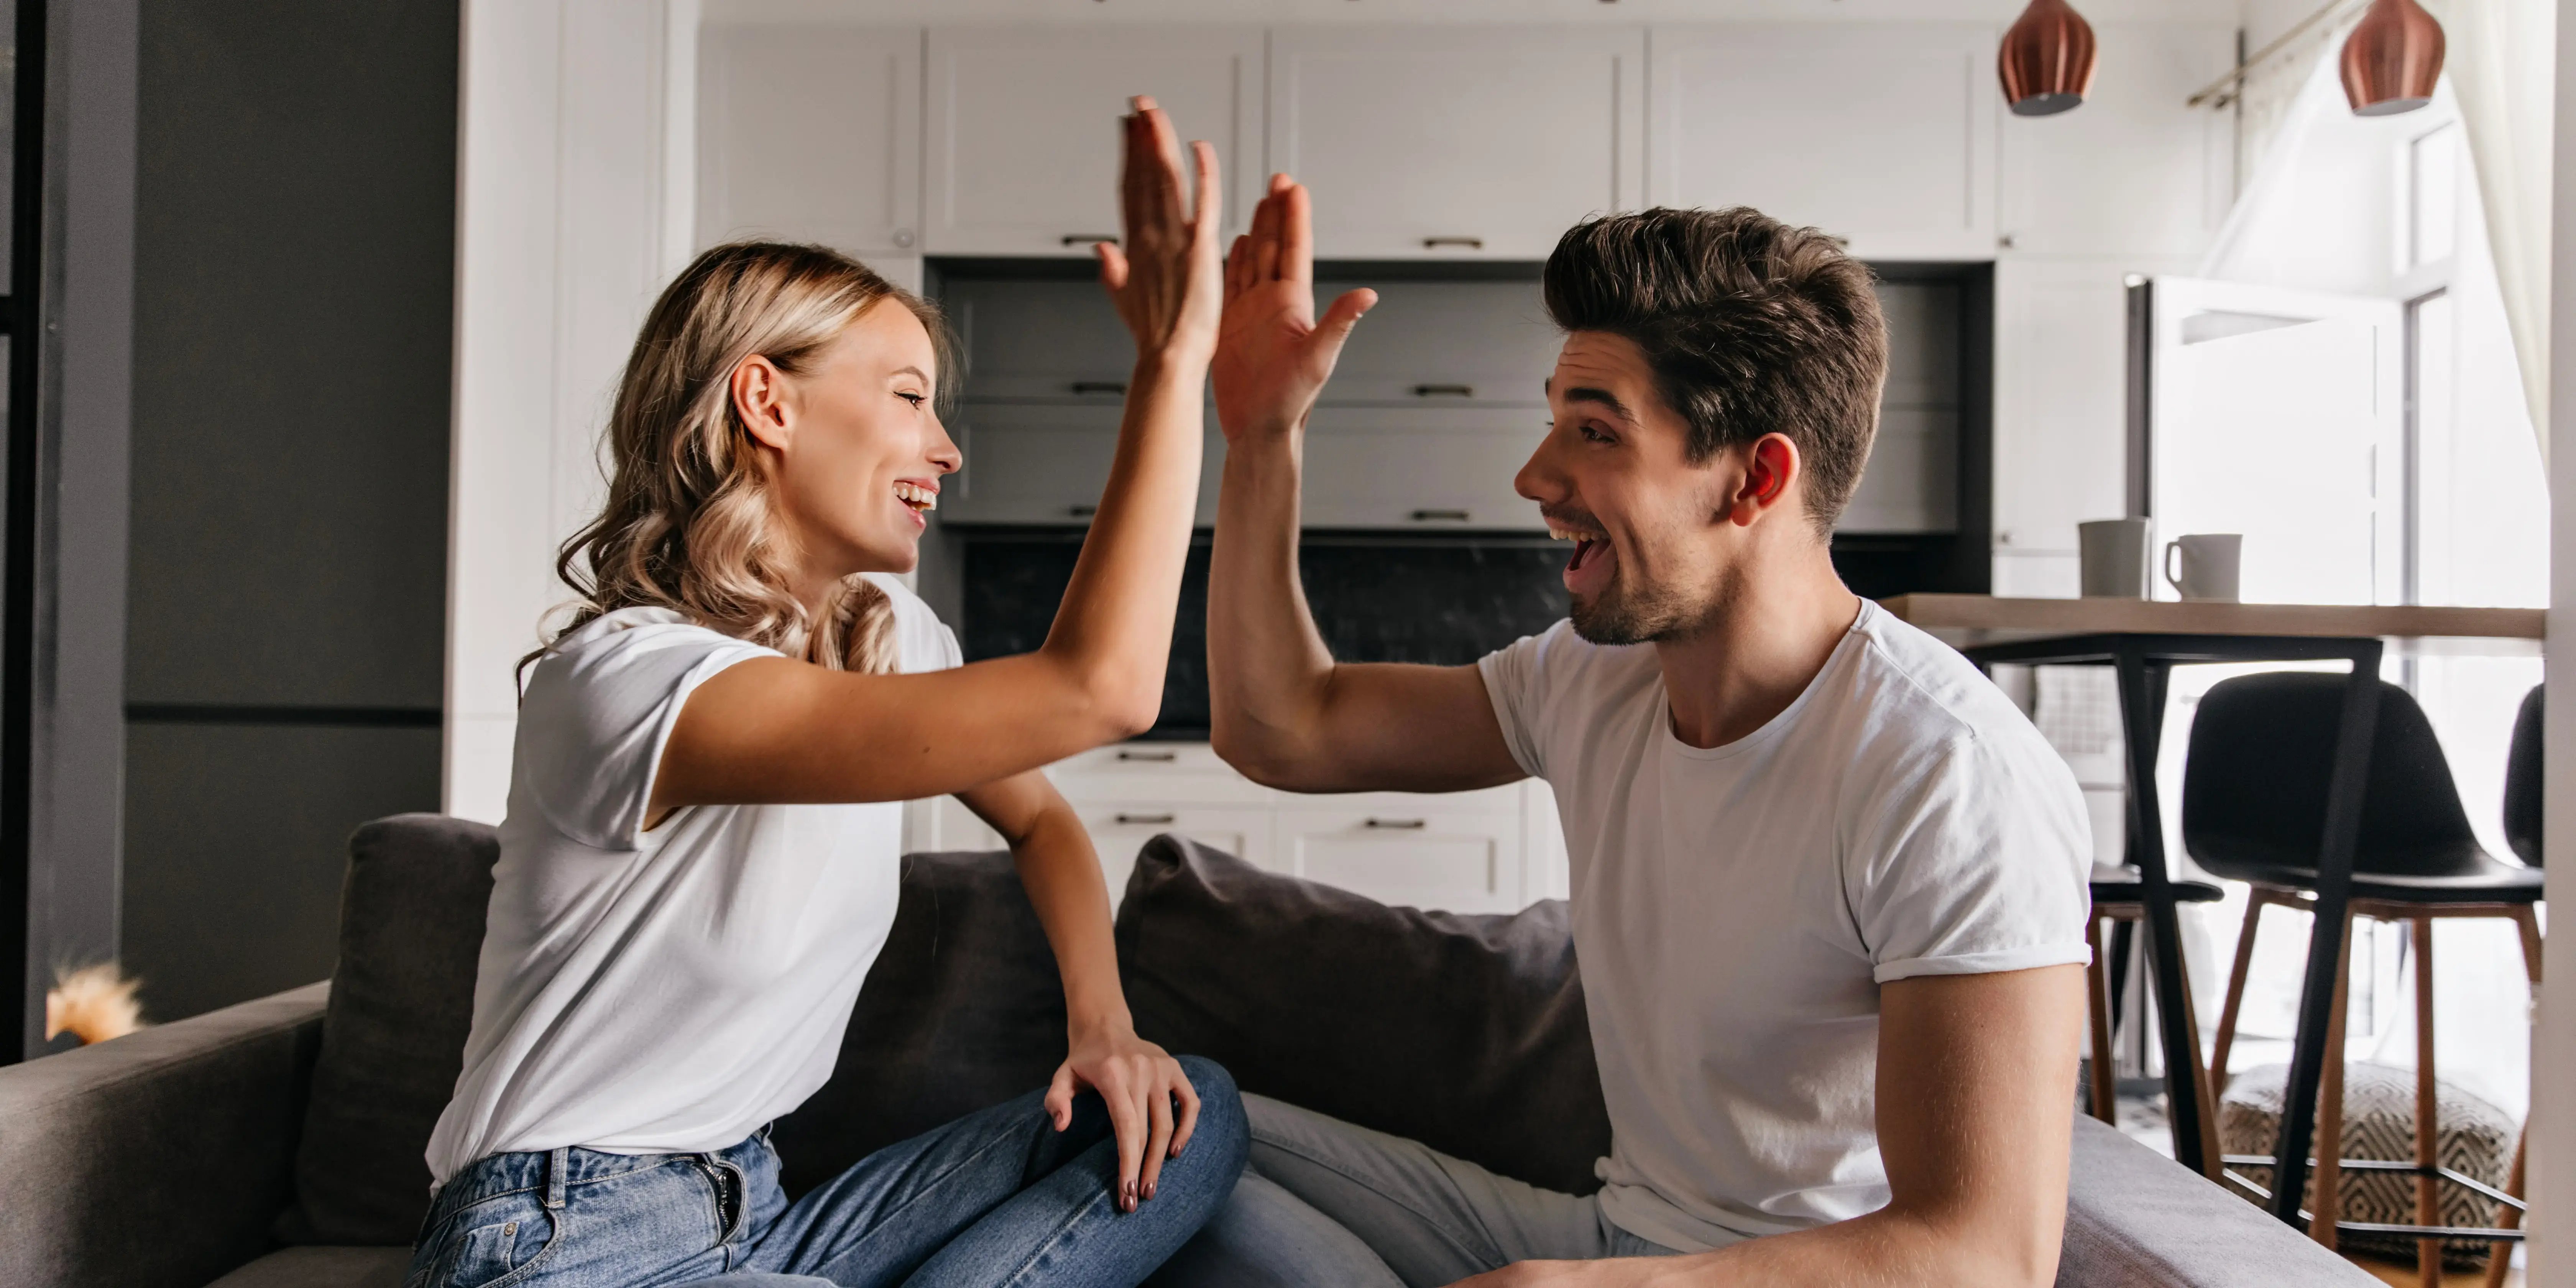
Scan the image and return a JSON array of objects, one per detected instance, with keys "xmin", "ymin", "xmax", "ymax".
[
  {"xmin": 275, "ymin": 813, "xmax": 499, "ymax": 1245},
  {"xmin": 767, "ymin": 850, "xmax": 1070, "ymax": 1197},
  {"xmin": 1114, "ymin": 835, "xmax": 1611, "ymax": 1195}
]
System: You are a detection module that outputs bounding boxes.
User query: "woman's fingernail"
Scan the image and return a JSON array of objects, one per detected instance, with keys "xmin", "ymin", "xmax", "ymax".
[
  {"xmin": 1144, "ymin": 1180, "xmax": 1157, "ymax": 1201},
  {"xmin": 1123, "ymin": 1180, "xmax": 1138, "ymax": 1210}
]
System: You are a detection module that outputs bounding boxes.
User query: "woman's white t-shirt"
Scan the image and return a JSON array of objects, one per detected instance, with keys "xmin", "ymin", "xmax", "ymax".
[
  {"xmin": 1477, "ymin": 600, "xmax": 2092, "ymax": 1251},
  {"xmin": 425, "ymin": 576, "xmax": 962, "ymax": 1186}
]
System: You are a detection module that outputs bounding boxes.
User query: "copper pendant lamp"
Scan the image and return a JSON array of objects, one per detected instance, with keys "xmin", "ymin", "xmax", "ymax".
[
  {"xmin": 2340, "ymin": 0, "xmax": 2445, "ymax": 117},
  {"xmin": 1999, "ymin": 0, "xmax": 2098, "ymax": 117}
]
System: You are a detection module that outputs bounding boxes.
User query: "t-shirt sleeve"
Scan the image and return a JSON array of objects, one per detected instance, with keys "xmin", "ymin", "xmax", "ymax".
[
  {"xmin": 1845, "ymin": 734, "xmax": 2093, "ymax": 984},
  {"xmin": 1476, "ymin": 624, "xmax": 1563, "ymax": 780},
  {"xmin": 516, "ymin": 624, "xmax": 776, "ymax": 851}
]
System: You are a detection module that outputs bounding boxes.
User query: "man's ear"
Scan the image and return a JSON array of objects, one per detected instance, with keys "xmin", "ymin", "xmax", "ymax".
[
  {"xmin": 731, "ymin": 354, "xmax": 794, "ymax": 452},
  {"xmin": 1724, "ymin": 433, "xmax": 1802, "ymax": 528}
]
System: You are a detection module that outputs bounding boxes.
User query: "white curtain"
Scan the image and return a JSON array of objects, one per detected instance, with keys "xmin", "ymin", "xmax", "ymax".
[
  {"xmin": 2234, "ymin": 3, "xmax": 2363, "ymax": 193},
  {"xmin": 2428, "ymin": 0, "xmax": 2556, "ymax": 460}
]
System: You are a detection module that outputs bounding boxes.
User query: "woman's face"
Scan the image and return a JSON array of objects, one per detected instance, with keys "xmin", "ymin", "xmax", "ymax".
[{"xmin": 736, "ymin": 301, "xmax": 959, "ymax": 594}]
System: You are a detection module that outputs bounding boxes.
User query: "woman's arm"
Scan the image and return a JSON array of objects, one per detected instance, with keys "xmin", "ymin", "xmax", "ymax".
[
  {"xmin": 651, "ymin": 100, "xmax": 1222, "ymax": 815},
  {"xmin": 957, "ymin": 770, "xmax": 1200, "ymax": 1214}
]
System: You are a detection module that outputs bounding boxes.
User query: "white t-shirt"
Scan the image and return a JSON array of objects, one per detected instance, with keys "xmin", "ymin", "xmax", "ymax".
[
  {"xmin": 425, "ymin": 575, "xmax": 963, "ymax": 1185},
  {"xmin": 1477, "ymin": 600, "xmax": 2091, "ymax": 1252}
]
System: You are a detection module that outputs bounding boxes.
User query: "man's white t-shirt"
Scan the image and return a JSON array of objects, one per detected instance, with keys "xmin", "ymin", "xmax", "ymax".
[
  {"xmin": 1477, "ymin": 600, "xmax": 2091, "ymax": 1252},
  {"xmin": 425, "ymin": 575, "xmax": 962, "ymax": 1186}
]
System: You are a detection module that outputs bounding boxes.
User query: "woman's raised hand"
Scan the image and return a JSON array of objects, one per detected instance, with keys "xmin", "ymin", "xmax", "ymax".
[{"xmin": 1097, "ymin": 97, "xmax": 1223, "ymax": 365}]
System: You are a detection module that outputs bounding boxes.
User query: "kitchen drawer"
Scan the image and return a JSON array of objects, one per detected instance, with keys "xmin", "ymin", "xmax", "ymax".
[
  {"xmin": 940, "ymin": 277, "xmax": 1137, "ymax": 401},
  {"xmin": 943, "ymin": 401, "xmax": 1226, "ymax": 526},
  {"xmin": 1300, "ymin": 407, "xmax": 1546, "ymax": 532},
  {"xmin": 1838, "ymin": 405, "xmax": 1959, "ymax": 534},
  {"xmin": 1272, "ymin": 803, "xmax": 1526, "ymax": 915},
  {"xmin": 1047, "ymin": 743, "xmax": 1275, "ymax": 807},
  {"xmin": 1075, "ymin": 803, "xmax": 1275, "ymax": 907},
  {"xmin": 1307, "ymin": 276, "xmax": 1561, "ymax": 408}
]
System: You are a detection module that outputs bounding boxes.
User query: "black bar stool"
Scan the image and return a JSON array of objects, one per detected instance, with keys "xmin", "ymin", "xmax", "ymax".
[
  {"xmin": 2085, "ymin": 865, "xmax": 2226, "ymax": 1160},
  {"xmin": 2187, "ymin": 673, "xmax": 2540, "ymax": 1282}
]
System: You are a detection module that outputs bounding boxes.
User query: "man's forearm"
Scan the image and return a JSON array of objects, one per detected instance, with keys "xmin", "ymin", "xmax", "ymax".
[
  {"xmin": 1206, "ymin": 430, "xmax": 1341, "ymax": 781},
  {"xmin": 1482, "ymin": 1209, "xmax": 2053, "ymax": 1288}
]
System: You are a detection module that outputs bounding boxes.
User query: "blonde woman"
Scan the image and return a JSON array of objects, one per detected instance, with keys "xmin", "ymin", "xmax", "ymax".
[{"xmin": 409, "ymin": 101, "xmax": 1243, "ymax": 1288}]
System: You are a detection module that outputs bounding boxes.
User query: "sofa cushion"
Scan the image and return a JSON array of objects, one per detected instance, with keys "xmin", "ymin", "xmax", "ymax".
[
  {"xmin": 276, "ymin": 814, "xmax": 499, "ymax": 1245},
  {"xmin": 2059, "ymin": 1116, "xmax": 2378, "ymax": 1286},
  {"xmin": 768, "ymin": 849, "xmax": 1072, "ymax": 1197},
  {"xmin": 1114, "ymin": 835, "xmax": 1611, "ymax": 1195},
  {"xmin": 206, "ymin": 1245, "xmax": 410, "ymax": 1288}
]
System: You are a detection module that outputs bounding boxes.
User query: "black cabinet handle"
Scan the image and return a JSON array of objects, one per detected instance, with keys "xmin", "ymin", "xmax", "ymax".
[
  {"xmin": 1115, "ymin": 749, "xmax": 1178, "ymax": 763},
  {"xmin": 1409, "ymin": 509, "xmax": 1471, "ymax": 522},
  {"xmin": 1412, "ymin": 383, "xmax": 1474, "ymax": 398},
  {"xmin": 1070, "ymin": 381, "xmax": 1128, "ymax": 396},
  {"xmin": 1062, "ymin": 234, "xmax": 1119, "ymax": 246},
  {"xmin": 1422, "ymin": 236, "xmax": 1484, "ymax": 250},
  {"xmin": 1363, "ymin": 817, "xmax": 1428, "ymax": 830},
  {"xmin": 1068, "ymin": 504, "xmax": 1097, "ymax": 518},
  {"xmin": 1116, "ymin": 812, "xmax": 1177, "ymax": 826}
]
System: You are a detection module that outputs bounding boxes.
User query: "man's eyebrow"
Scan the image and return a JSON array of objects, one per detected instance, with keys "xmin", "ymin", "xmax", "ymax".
[{"xmin": 1559, "ymin": 385, "xmax": 1633, "ymax": 420}]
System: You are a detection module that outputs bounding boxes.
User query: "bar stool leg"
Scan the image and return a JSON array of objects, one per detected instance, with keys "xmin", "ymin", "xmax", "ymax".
[
  {"xmin": 2483, "ymin": 904, "xmax": 2544, "ymax": 1288},
  {"xmin": 2313, "ymin": 908, "xmax": 2356, "ymax": 1251},
  {"xmin": 2086, "ymin": 914, "xmax": 2118, "ymax": 1125},
  {"xmin": 2211, "ymin": 889, "xmax": 2268, "ymax": 1097},
  {"xmin": 2413, "ymin": 915, "xmax": 2438, "ymax": 1288}
]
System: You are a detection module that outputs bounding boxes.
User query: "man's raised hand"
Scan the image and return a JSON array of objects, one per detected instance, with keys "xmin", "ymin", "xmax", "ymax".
[{"xmin": 1212, "ymin": 174, "xmax": 1377, "ymax": 442}]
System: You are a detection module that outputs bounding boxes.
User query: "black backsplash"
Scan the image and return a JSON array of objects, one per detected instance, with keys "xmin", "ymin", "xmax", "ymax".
[{"xmin": 961, "ymin": 534, "xmax": 1573, "ymax": 739}]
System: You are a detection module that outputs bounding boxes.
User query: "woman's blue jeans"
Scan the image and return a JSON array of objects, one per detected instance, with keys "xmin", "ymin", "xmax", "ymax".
[{"xmin": 404, "ymin": 1056, "xmax": 1247, "ymax": 1288}]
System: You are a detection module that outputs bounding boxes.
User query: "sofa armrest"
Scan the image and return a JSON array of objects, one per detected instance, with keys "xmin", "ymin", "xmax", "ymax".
[
  {"xmin": 2060, "ymin": 1115, "xmax": 2376, "ymax": 1287},
  {"xmin": 0, "ymin": 981, "xmax": 329, "ymax": 1288}
]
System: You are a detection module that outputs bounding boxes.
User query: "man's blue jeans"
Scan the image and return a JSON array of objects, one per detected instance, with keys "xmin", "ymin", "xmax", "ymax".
[{"xmin": 404, "ymin": 1056, "xmax": 1247, "ymax": 1288}]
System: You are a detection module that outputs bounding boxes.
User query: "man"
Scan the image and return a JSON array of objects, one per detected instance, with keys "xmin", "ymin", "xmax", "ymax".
[{"xmin": 1178, "ymin": 178, "xmax": 2095, "ymax": 1287}]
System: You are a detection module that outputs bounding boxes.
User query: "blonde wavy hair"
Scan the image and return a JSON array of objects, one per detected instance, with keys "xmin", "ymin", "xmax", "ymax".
[{"xmin": 535, "ymin": 242, "xmax": 956, "ymax": 681}]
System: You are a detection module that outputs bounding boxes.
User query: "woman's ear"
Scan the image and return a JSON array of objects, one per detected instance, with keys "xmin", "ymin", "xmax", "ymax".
[{"xmin": 731, "ymin": 354, "xmax": 794, "ymax": 452}]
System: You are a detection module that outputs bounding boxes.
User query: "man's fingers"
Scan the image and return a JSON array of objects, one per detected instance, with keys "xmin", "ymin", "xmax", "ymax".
[
  {"xmin": 1170, "ymin": 1069, "xmax": 1202, "ymax": 1158},
  {"xmin": 1225, "ymin": 234, "xmax": 1252, "ymax": 300},
  {"xmin": 1043, "ymin": 1063, "xmax": 1079, "ymax": 1131},
  {"xmin": 1313, "ymin": 288, "xmax": 1378, "ymax": 354},
  {"xmin": 1281, "ymin": 181, "xmax": 1314, "ymax": 287},
  {"xmin": 1140, "ymin": 1081, "xmax": 1176, "ymax": 1201}
]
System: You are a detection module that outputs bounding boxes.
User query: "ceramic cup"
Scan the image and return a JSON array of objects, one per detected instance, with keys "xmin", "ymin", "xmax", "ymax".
[
  {"xmin": 2163, "ymin": 533, "xmax": 2243, "ymax": 602},
  {"xmin": 2078, "ymin": 518, "xmax": 2153, "ymax": 598}
]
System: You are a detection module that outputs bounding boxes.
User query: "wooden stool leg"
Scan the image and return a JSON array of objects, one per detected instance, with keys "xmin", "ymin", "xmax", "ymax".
[
  {"xmin": 2086, "ymin": 915, "xmax": 2118, "ymax": 1125},
  {"xmin": 2313, "ymin": 907, "xmax": 2356, "ymax": 1251},
  {"xmin": 2211, "ymin": 890, "xmax": 2267, "ymax": 1097},
  {"xmin": 2482, "ymin": 905, "xmax": 2543, "ymax": 1288},
  {"xmin": 2413, "ymin": 916, "xmax": 2439, "ymax": 1288}
]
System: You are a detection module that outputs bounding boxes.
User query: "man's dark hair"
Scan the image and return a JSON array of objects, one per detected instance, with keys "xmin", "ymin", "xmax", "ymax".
[{"xmin": 1542, "ymin": 207, "xmax": 1888, "ymax": 534}]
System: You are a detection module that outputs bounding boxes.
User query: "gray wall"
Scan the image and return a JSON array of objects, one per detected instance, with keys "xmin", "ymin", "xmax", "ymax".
[{"xmin": 117, "ymin": 0, "xmax": 455, "ymax": 1028}]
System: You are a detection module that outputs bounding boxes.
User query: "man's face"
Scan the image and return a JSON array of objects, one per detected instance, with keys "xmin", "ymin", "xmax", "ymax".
[{"xmin": 1518, "ymin": 332, "xmax": 1766, "ymax": 645}]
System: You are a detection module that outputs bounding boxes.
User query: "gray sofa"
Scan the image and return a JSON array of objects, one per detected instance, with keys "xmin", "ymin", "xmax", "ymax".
[{"xmin": 0, "ymin": 815, "xmax": 2372, "ymax": 1288}]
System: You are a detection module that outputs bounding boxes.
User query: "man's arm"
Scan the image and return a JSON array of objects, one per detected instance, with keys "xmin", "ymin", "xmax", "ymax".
[
  {"xmin": 1460, "ymin": 964, "xmax": 2086, "ymax": 1288},
  {"xmin": 1207, "ymin": 176, "xmax": 1523, "ymax": 795}
]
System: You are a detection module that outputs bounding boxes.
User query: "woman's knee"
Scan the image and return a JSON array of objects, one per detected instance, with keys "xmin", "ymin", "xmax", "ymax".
[{"xmin": 1173, "ymin": 1055, "xmax": 1250, "ymax": 1175}]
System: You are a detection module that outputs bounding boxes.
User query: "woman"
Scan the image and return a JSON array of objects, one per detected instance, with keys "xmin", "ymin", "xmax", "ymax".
[{"xmin": 409, "ymin": 100, "xmax": 1241, "ymax": 1288}]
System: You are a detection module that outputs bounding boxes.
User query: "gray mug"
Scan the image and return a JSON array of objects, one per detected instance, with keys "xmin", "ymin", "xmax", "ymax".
[
  {"xmin": 2163, "ymin": 534, "xmax": 2242, "ymax": 602},
  {"xmin": 2078, "ymin": 518, "xmax": 2152, "ymax": 598}
]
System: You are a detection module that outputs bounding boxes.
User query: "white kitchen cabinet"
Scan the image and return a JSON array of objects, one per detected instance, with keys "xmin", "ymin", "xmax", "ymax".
[
  {"xmin": 1649, "ymin": 24, "xmax": 1997, "ymax": 261},
  {"xmin": 696, "ymin": 24, "xmax": 922, "ymax": 255},
  {"xmin": 1267, "ymin": 26, "xmax": 1645, "ymax": 260},
  {"xmin": 1274, "ymin": 790, "xmax": 1527, "ymax": 915},
  {"xmin": 925, "ymin": 26, "xmax": 1263, "ymax": 256},
  {"xmin": 1997, "ymin": 24, "xmax": 2235, "ymax": 258},
  {"xmin": 941, "ymin": 402, "xmax": 1227, "ymax": 527},
  {"xmin": 1300, "ymin": 406, "xmax": 1547, "ymax": 532}
]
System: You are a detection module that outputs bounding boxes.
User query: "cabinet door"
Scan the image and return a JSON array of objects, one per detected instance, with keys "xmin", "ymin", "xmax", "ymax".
[
  {"xmin": 941, "ymin": 402, "xmax": 1227, "ymax": 527},
  {"xmin": 696, "ymin": 24, "xmax": 922, "ymax": 255},
  {"xmin": 1074, "ymin": 804, "xmax": 1275, "ymax": 910},
  {"xmin": 1998, "ymin": 24, "xmax": 2234, "ymax": 258},
  {"xmin": 1268, "ymin": 26, "xmax": 1645, "ymax": 260},
  {"xmin": 1273, "ymin": 790, "xmax": 1527, "ymax": 914},
  {"xmin": 1300, "ymin": 407, "xmax": 1547, "ymax": 532},
  {"xmin": 1649, "ymin": 25, "xmax": 1996, "ymax": 260},
  {"xmin": 1309, "ymin": 274, "xmax": 1562, "ymax": 407},
  {"xmin": 925, "ymin": 27, "xmax": 1263, "ymax": 256}
]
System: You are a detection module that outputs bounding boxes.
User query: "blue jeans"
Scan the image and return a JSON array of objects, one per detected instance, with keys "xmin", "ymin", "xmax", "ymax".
[{"xmin": 405, "ymin": 1056, "xmax": 1247, "ymax": 1288}]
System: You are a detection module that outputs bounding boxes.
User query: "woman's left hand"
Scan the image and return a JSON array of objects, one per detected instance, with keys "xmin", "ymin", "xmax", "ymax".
[{"xmin": 1047, "ymin": 1021, "xmax": 1202, "ymax": 1212}]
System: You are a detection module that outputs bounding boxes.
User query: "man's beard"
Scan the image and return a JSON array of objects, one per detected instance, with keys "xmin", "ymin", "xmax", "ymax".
[{"xmin": 1568, "ymin": 555, "xmax": 1734, "ymax": 646}]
